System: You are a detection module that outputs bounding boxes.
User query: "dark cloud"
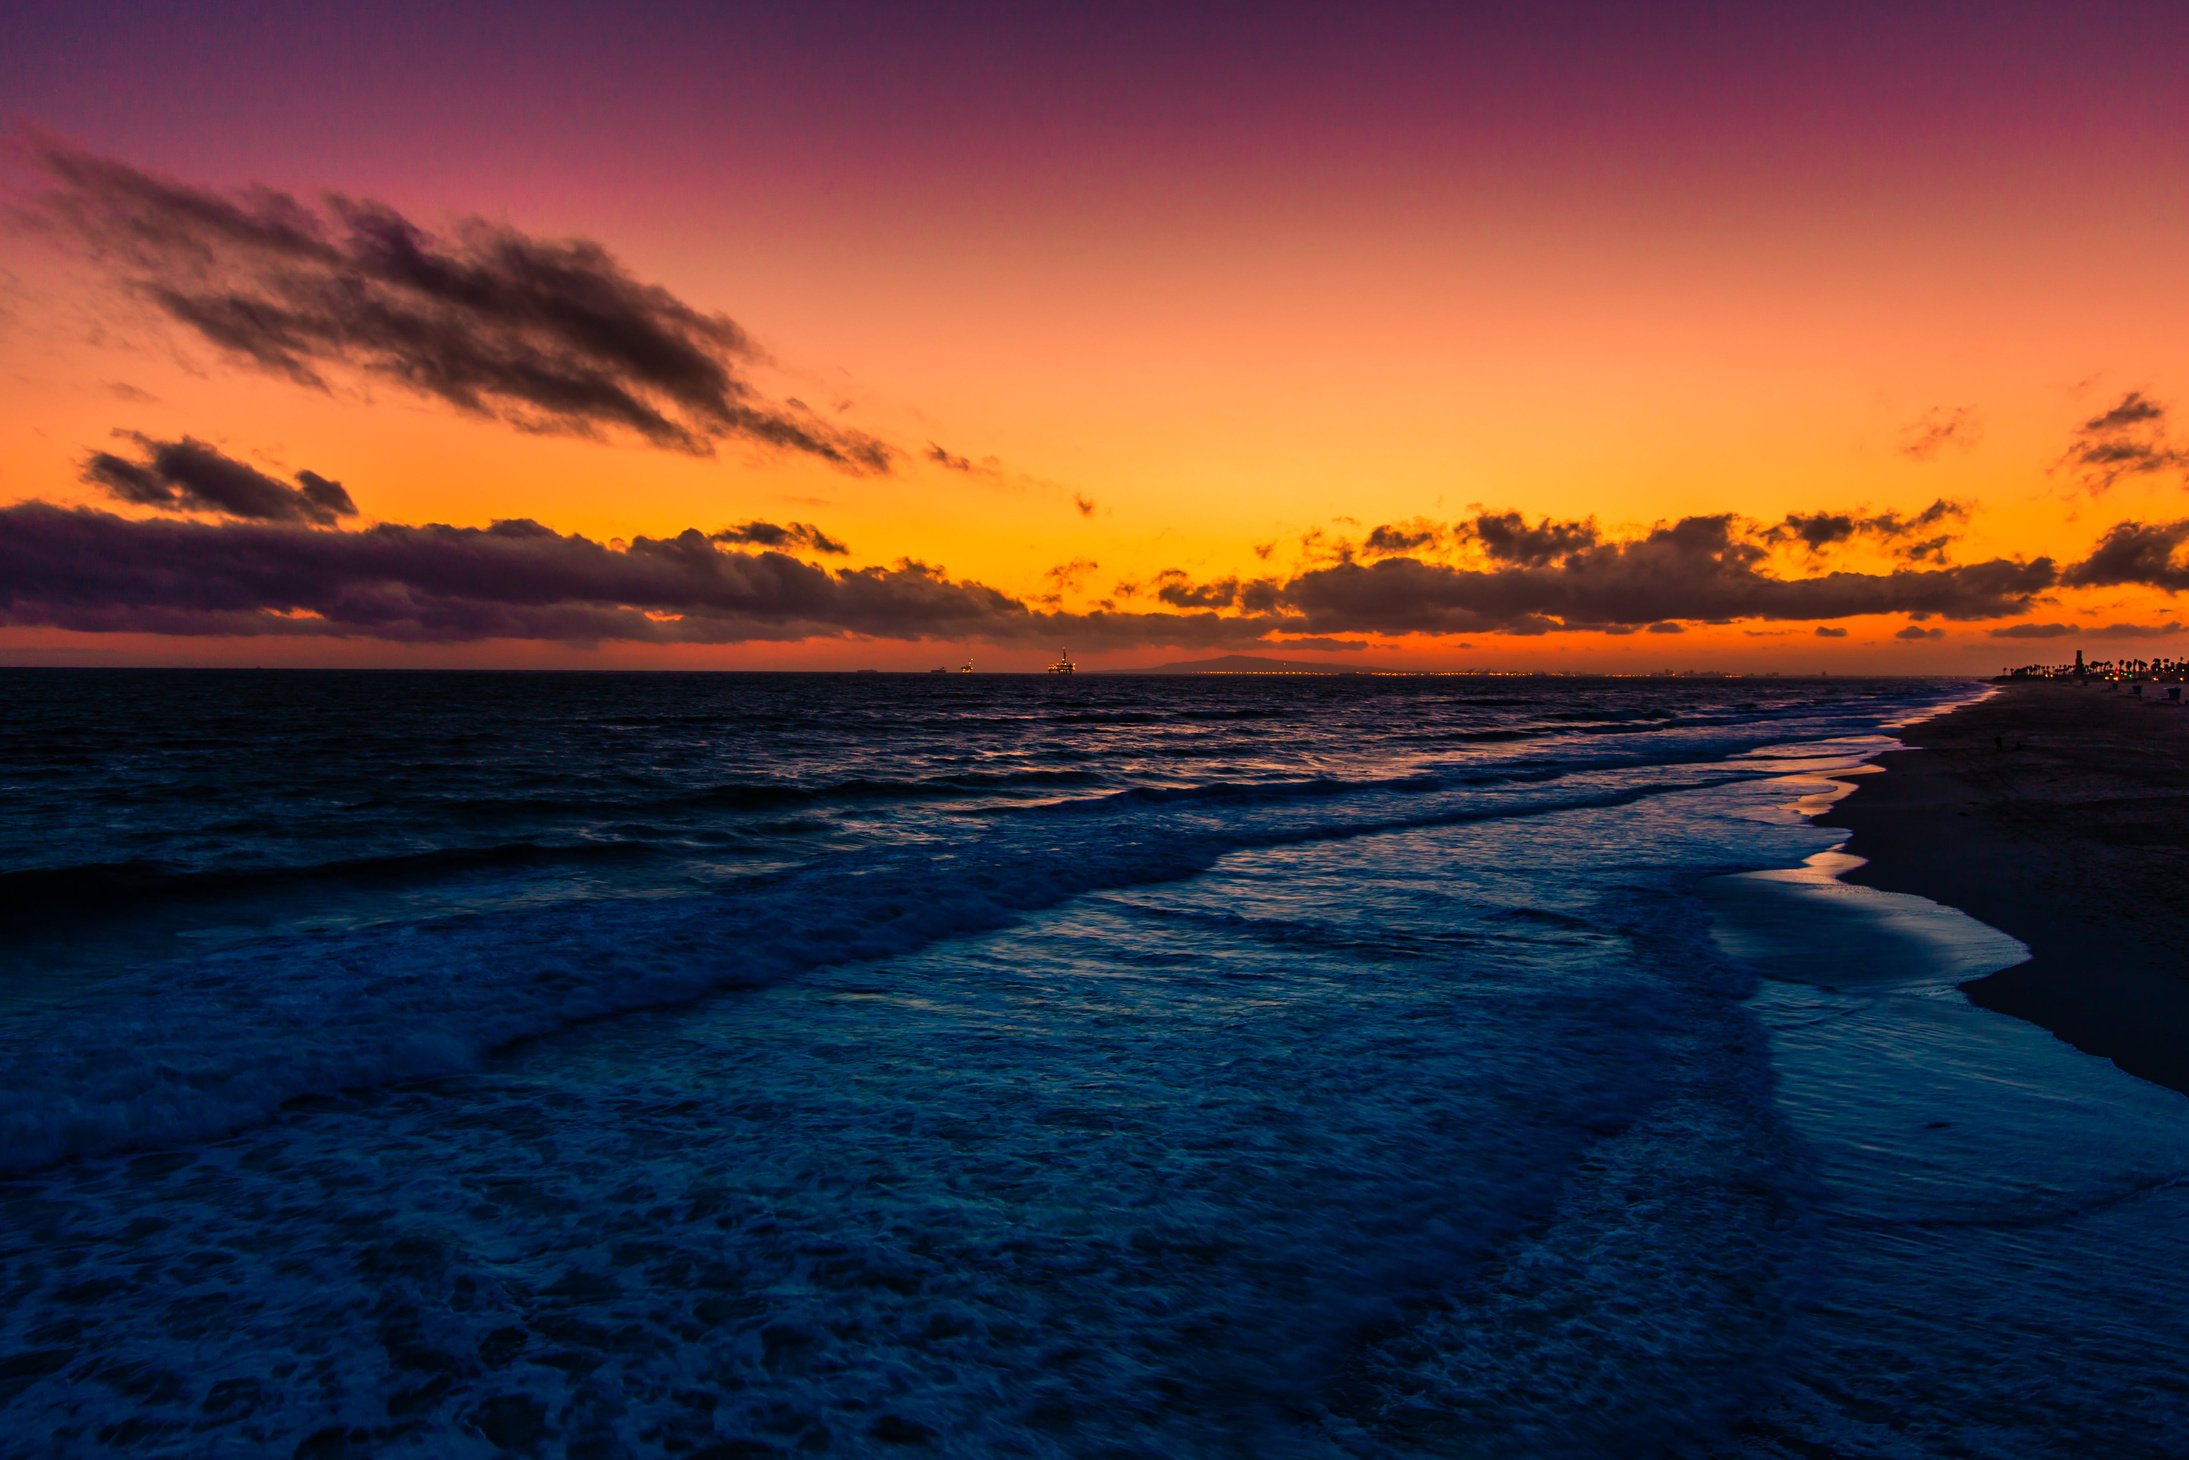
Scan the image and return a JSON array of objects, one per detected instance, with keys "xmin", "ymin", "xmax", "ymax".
[
  {"xmin": 1899, "ymin": 406, "xmax": 1982, "ymax": 461},
  {"xmin": 2085, "ymin": 394, "xmax": 2165, "ymax": 432},
  {"xmin": 1766, "ymin": 500, "xmax": 1967, "ymax": 557},
  {"xmin": 1460, "ymin": 511, "xmax": 1599, "ymax": 568},
  {"xmin": 1895, "ymin": 625, "xmax": 1946, "ymax": 640},
  {"xmin": 1362, "ymin": 520, "xmax": 1444, "ymax": 556},
  {"xmin": 1151, "ymin": 569, "xmax": 1241, "ymax": 609},
  {"xmin": 2057, "ymin": 392, "xmax": 2187, "ymax": 493},
  {"xmin": 925, "ymin": 443, "xmax": 998, "ymax": 475},
  {"xmin": 1293, "ymin": 527, "xmax": 1344, "ymax": 568},
  {"xmin": 32, "ymin": 142, "xmax": 892, "ymax": 470},
  {"xmin": 1889, "ymin": 500, "xmax": 1966, "ymax": 533},
  {"xmin": 0, "ymin": 503, "xmax": 1303, "ymax": 650},
  {"xmin": 1045, "ymin": 558, "xmax": 1099, "ymax": 592},
  {"xmin": 1283, "ymin": 514, "xmax": 2054, "ymax": 635},
  {"xmin": 1773, "ymin": 512, "xmax": 1859, "ymax": 551},
  {"xmin": 1898, "ymin": 534, "xmax": 1954, "ymax": 564},
  {"xmin": 1983, "ymin": 621, "xmax": 2187, "ymax": 641},
  {"xmin": 82, "ymin": 434, "xmax": 355, "ymax": 525},
  {"xmin": 0, "ymin": 498, "xmax": 2109, "ymax": 651},
  {"xmin": 1814, "ymin": 626, "xmax": 1848, "ymax": 638},
  {"xmin": 708, "ymin": 520, "xmax": 849, "ymax": 556},
  {"xmin": 1072, "ymin": 493, "xmax": 1097, "ymax": 517},
  {"xmin": 2061, "ymin": 519, "xmax": 2189, "ymax": 592}
]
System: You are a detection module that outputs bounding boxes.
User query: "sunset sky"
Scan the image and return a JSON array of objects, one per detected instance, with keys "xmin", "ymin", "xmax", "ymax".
[{"xmin": 4, "ymin": 0, "xmax": 2187, "ymax": 670}]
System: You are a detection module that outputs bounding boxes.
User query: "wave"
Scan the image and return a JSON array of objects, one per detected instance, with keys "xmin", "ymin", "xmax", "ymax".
[
  {"xmin": 0, "ymin": 683, "xmax": 1956, "ymax": 1177},
  {"xmin": 430, "ymin": 765, "xmax": 1110, "ymax": 823},
  {"xmin": 686, "ymin": 766, "xmax": 1108, "ymax": 807},
  {"xmin": 0, "ymin": 746, "xmax": 1802, "ymax": 1177},
  {"xmin": 1034, "ymin": 706, "xmax": 1293, "ymax": 725},
  {"xmin": 1038, "ymin": 770, "xmax": 1445, "ymax": 813},
  {"xmin": 0, "ymin": 839, "xmax": 662, "ymax": 923}
]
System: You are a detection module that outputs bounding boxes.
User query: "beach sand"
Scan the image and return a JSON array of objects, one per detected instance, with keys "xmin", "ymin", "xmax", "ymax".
[{"xmin": 1826, "ymin": 679, "xmax": 2189, "ymax": 1097}]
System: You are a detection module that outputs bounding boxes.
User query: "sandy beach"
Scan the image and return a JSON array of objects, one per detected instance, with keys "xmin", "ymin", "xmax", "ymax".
[{"xmin": 1827, "ymin": 680, "xmax": 2189, "ymax": 1097}]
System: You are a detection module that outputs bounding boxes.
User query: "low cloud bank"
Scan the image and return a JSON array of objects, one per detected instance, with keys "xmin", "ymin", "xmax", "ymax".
[
  {"xmin": 1245, "ymin": 515, "xmax": 2049, "ymax": 636},
  {"xmin": 0, "ymin": 503, "xmax": 1302, "ymax": 648},
  {"xmin": 0, "ymin": 499, "xmax": 2112, "ymax": 649},
  {"xmin": 1991, "ymin": 621, "xmax": 2185, "ymax": 640}
]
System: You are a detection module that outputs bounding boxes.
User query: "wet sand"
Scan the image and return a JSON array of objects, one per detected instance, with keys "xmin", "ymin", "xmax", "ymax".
[{"xmin": 1825, "ymin": 680, "xmax": 2189, "ymax": 1098}]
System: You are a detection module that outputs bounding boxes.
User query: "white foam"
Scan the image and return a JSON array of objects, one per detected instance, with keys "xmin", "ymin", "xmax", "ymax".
[{"xmin": 1703, "ymin": 847, "xmax": 2029, "ymax": 990}]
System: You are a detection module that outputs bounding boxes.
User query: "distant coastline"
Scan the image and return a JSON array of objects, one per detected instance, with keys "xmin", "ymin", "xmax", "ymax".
[{"xmin": 1824, "ymin": 681, "xmax": 2189, "ymax": 1097}]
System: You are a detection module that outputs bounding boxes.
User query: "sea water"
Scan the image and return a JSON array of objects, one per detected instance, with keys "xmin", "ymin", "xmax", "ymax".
[{"xmin": 0, "ymin": 670, "xmax": 2183, "ymax": 1456}]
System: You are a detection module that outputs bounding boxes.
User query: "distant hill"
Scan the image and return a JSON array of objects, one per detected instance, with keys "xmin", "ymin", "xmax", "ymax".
[{"xmin": 1111, "ymin": 654, "xmax": 1388, "ymax": 675}]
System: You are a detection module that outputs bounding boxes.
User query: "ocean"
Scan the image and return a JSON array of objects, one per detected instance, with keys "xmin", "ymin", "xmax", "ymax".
[{"xmin": 2, "ymin": 669, "xmax": 2185, "ymax": 1457}]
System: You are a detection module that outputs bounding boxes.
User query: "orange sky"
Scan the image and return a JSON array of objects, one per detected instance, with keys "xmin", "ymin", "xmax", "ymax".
[{"xmin": 3, "ymin": 3, "xmax": 2186, "ymax": 671}]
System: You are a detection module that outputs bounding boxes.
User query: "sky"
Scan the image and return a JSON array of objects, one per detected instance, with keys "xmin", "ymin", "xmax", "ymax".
[{"xmin": 3, "ymin": 0, "xmax": 2187, "ymax": 671}]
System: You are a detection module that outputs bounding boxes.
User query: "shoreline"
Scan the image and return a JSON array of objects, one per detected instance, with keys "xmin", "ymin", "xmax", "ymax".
[{"xmin": 1823, "ymin": 679, "xmax": 2189, "ymax": 1098}]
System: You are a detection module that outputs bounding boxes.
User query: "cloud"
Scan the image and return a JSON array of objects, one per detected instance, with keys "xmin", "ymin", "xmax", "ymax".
[
  {"xmin": 1293, "ymin": 527, "xmax": 1348, "ymax": 568},
  {"xmin": 1895, "ymin": 625, "xmax": 1946, "ymax": 640},
  {"xmin": 2056, "ymin": 392, "xmax": 2188, "ymax": 493},
  {"xmin": 1814, "ymin": 626, "xmax": 1848, "ymax": 638},
  {"xmin": 1772, "ymin": 512, "xmax": 1860, "ymax": 551},
  {"xmin": 1072, "ymin": 493, "xmax": 1097, "ymax": 517},
  {"xmin": 1987, "ymin": 619, "xmax": 2186, "ymax": 640},
  {"xmin": 0, "ymin": 503, "xmax": 1306, "ymax": 650},
  {"xmin": 1151, "ymin": 568, "xmax": 1242, "ymax": 609},
  {"xmin": 1362, "ymin": 520, "xmax": 1444, "ymax": 556},
  {"xmin": 1459, "ymin": 511, "xmax": 1598, "ymax": 567},
  {"xmin": 708, "ymin": 520, "xmax": 849, "ymax": 556},
  {"xmin": 30, "ymin": 141, "xmax": 892, "ymax": 470},
  {"xmin": 82, "ymin": 433, "xmax": 355, "ymax": 525},
  {"xmin": 925, "ymin": 443, "xmax": 1001, "ymax": 475},
  {"xmin": 1284, "ymin": 514, "xmax": 2053, "ymax": 634},
  {"xmin": 0, "ymin": 498, "xmax": 2098, "ymax": 651},
  {"xmin": 1765, "ymin": 500, "xmax": 1967, "ymax": 557},
  {"xmin": 1898, "ymin": 534, "xmax": 1954, "ymax": 564},
  {"xmin": 1885, "ymin": 500, "xmax": 1967, "ymax": 533},
  {"xmin": 2061, "ymin": 518, "xmax": 2189, "ymax": 592},
  {"xmin": 1044, "ymin": 558, "xmax": 1099, "ymax": 592},
  {"xmin": 2085, "ymin": 394, "xmax": 2166, "ymax": 431},
  {"xmin": 1899, "ymin": 406, "xmax": 1982, "ymax": 461}
]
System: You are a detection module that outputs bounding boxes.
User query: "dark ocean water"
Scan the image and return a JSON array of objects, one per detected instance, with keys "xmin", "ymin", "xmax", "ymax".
[{"xmin": 2, "ymin": 669, "xmax": 2185, "ymax": 1457}]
